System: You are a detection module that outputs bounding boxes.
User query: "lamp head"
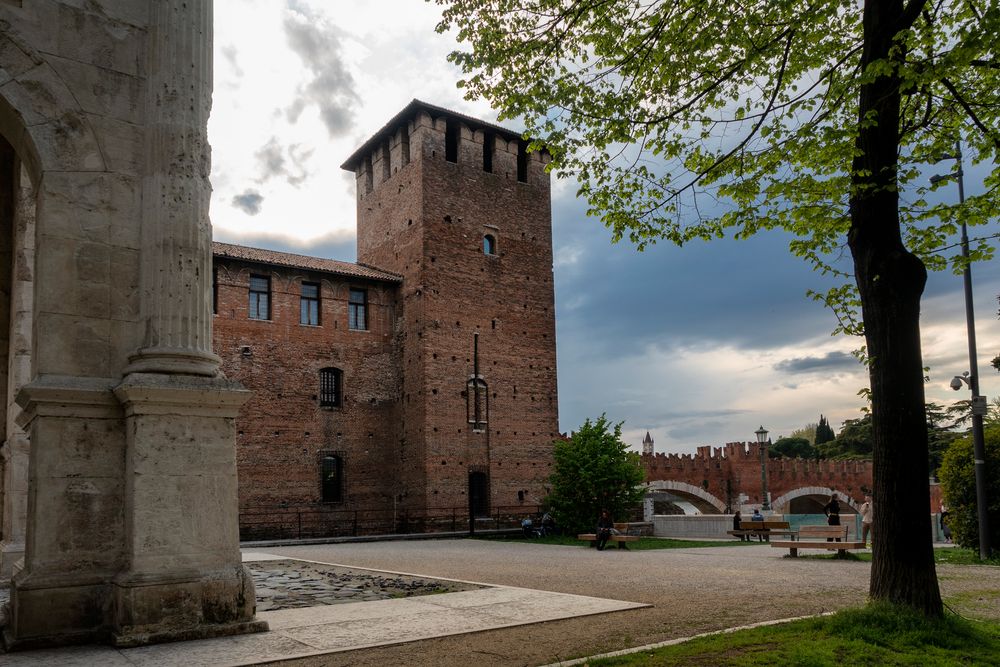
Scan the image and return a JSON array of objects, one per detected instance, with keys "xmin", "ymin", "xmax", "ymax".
[
  {"xmin": 755, "ymin": 425, "xmax": 768, "ymax": 444},
  {"xmin": 930, "ymin": 173, "xmax": 952, "ymax": 185}
]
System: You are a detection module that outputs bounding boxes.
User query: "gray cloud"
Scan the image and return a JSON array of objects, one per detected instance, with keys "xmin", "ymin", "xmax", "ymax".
[
  {"xmin": 232, "ymin": 189, "xmax": 264, "ymax": 216},
  {"xmin": 255, "ymin": 137, "xmax": 314, "ymax": 187},
  {"xmin": 221, "ymin": 44, "xmax": 243, "ymax": 78},
  {"xmin": 283, "ymin": 10, "xmax": 358, "ymax": 137},
  {"xmin": 212, "ymin": 228, "xmax": 357, "ymax": 263},
  {"xmin": 773, "ymin": 351, "xmax": 859, "ymax": 374}
]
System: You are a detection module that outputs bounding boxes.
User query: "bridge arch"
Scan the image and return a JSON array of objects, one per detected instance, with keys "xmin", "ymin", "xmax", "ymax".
[
  {"xmin": 643, "ymin": 480, "xmax": 726, "ymax": 514},
  {"xmin": 771, "ymin": 486, "xmax": 859, "ymax": 514}
]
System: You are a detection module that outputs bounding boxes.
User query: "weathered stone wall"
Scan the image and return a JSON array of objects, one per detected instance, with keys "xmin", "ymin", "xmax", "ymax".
[{"xmin": 0, "ymin": 1, "xmax": 263, "ymax": 648}]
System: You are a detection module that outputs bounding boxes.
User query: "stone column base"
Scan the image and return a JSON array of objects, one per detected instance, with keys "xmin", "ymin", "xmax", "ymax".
[
  {"xmin": 2, "ymin": 571, "xmax": 113, "ymax": 650},
  {"xmin": 0, "ymin": 540, "xmax": 24, "ymax": 578},
  {"xmin": 110, "ymin": 566, "xmax": 267, "ymax": 647}
]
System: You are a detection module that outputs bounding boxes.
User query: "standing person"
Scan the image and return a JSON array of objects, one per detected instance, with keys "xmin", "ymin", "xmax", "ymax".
[
  {"xmin": 824, "ymin": 492, "xmax": 841, "ymax": 542},
  {"xmin": 596, "ymin": 509, "xmax": 613, "ymax": 551},
  {"xmin": 940, "ymin": 505, "xmax": 952, "ymax": 543},
  {"xmin": 859, "ymin": 494, "xmax": 873, "ymax": 547}
]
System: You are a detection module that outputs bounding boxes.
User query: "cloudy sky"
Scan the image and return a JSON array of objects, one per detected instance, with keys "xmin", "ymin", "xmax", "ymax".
[{"xmin": 209, "ymin": 0, "xmax": 1000, "ymax": 454}]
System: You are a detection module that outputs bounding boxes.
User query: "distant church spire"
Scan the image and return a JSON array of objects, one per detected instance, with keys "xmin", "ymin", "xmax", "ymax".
[{"xmin": 642, "ymin": 431, "xmax": 654, "ymax": 455}]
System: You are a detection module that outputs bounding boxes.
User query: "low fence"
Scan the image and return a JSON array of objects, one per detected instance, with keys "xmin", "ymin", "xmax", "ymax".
[{"xmin": 239, "ymin": 504, "xmax": 542, "ymax": 542}]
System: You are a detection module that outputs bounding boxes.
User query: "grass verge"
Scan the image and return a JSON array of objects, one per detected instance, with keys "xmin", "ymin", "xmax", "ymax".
[
  {"xmin": 475, "ymin": 534, "xmax": 752, "ymax": 549},
  {"xmin": 585, "ymin": 602, "xmax": 1000, "ymax": 666},
  {"xmin": 799, "ymin": 547, "xmax": 1000, "ymax": 566}
]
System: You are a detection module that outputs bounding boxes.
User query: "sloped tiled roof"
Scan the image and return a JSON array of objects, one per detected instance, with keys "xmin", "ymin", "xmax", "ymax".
[{"xmin": 212, "ymin": 242, "xmax": 402, "ymax": 283}]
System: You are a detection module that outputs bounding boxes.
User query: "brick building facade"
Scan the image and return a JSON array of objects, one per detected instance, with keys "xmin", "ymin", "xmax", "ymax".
[{"xmin": 213, "ymin": 101, "xmax": 559, "ymax": 536}]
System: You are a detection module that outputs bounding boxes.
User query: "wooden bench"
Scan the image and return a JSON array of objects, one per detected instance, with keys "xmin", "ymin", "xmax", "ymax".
[
  {"xmin": 727, "ymin": 520, "xmax": 796, "ymax": 542},
  {"xmin": 578, "ymin": 523, "xmax": 641, "ymax": 550},
  {"xmin": 770, "ymin": 525, "xmax": 866, "ymax": 557}
]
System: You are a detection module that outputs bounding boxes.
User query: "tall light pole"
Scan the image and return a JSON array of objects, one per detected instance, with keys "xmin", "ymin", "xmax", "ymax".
[
  {"xmin": 933, "ymin": 139, "xmax": 991, "ymax": 560},
  {"xmin": 755, "ymin": 426, "xmax": 770, "ymax": 511}
]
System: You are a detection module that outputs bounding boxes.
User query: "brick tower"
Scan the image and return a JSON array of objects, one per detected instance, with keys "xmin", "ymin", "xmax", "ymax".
[{"xmin": 342, "ymin": 100, "xmax": 559, "ymax": 519}]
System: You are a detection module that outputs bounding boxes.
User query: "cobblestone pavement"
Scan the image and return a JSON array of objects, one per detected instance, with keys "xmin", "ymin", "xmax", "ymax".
[{"xmin": 247, "ymin": 559, "xmax": 481, "ymax": 611}]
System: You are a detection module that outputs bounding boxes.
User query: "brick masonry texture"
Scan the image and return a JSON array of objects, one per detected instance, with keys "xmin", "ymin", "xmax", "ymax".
[
  {"xmin": 216, "ymin": 102, "xmax": 560, "ymax": 532},
  {"xmin": 644, "ymin": 442, "xmax": 875, "ymax": 510}
]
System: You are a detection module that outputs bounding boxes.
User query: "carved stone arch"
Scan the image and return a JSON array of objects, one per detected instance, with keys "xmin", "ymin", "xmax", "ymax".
[
  {"xmin": 771, "ymin": 486, "xmax": 859, "ymax": 514},
  {"xmin": 643, "ymin": 479, "xmax": 726, "ymax": 514},
  {"xmin": 0, "ymin": 40, "xmax": 107, "ymax": 179}
]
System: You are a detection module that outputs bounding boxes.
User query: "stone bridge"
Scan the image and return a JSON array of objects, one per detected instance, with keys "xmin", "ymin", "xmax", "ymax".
[{"xmin": 642, "ymin": 441, "xmax": 873, "ymax": 515}]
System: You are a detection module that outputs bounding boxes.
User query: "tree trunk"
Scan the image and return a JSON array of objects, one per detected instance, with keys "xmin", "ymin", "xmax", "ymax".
[{"xmin": 849, "ymin": 0, "xmax": 942, "ymax": 616}]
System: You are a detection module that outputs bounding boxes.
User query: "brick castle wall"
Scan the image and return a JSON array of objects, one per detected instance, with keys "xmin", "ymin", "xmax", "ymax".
[
  {"xmin": 352, "ymin": 105, "xmax": 559, "ymax": 514},
  {"xmin": 643, "ymin": 441, "xmax": 875, "ymax": 509}
]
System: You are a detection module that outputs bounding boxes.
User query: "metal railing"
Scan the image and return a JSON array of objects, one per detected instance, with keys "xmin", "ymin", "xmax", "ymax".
[{"xmin": 238, "ymin": 503, "xmax": 543, "ymax": 542}]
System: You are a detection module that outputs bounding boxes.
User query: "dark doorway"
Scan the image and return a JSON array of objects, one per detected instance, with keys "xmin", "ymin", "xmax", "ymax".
[{"xmin": 468, "ymin": 471, "xmax": 489, "ymax": 518}]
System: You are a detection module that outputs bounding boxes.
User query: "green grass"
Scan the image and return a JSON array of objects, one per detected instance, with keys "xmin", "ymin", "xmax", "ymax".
[
  {"xmin": 475, "ymin": 534, "xmax": 753, "ymax": 549},
  {"xmin": 799, "ymin": 547, "xmax": 1000, "ymax": 566},
  {"xmin": 584, "ymin": 603, "xmax": 1000, "ymax": 666}
]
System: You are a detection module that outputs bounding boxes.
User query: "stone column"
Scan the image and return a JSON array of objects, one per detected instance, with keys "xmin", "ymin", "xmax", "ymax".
[
  {"xmin": 0, "ymin": 160, "xmax": 34, "ymax": 577},
  {"xmin": 108, "ymin": 0, "xmax": 266, "ymax": 645},
  {"xmin": 124, "ymin": 0, "xmax": 219, "ymax": 378}
]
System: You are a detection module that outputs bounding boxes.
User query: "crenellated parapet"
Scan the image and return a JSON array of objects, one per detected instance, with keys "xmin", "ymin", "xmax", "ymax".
[{"xmin": 641, "ymin": 440, "xmax": 874, "ymax": 510}]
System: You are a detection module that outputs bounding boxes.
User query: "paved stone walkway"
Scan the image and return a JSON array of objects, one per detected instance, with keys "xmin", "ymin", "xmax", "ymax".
[
  {"xmin": 0, "ymin": 550, "xmax": 647, "ymax": 666},
  {"xmin": 248, "ymin": 558, "xmax": 480, "ymax": 611}
]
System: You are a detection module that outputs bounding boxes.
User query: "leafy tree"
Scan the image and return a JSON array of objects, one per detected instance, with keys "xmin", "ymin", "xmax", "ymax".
[
  {"xmin": 817, "ymin": 414, "xmax": 874, "ymax": 459},
  {"xmin": 769, "ymin": 436, "xmax": 817, "ymax": 460},
  {"xmin": 547, "ymin": 416, "xmax": 646, "ymax": 535},
  {"xmin": 790, "ymin": 423, "xmax": 818, "ymax": 445},
  {"xmin": 925, "ymin": 402, "xmax": 963, "ymax": 478},
  {"xmin": 938, "ymin": 424, "xmax": 1000, "ymax": 554},
  {"xmin": 436, "ymin": 0, "xmax": 1000, "ymax": 615},
  {"xmin": 815, "ymin": 415, "xmax": 836, "ymax": 445}
]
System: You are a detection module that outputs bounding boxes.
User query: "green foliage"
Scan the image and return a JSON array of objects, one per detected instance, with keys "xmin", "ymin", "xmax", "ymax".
[
  {"xmin": 925, "ymin": 402, "xmax": 963, "ymax": 477},
  {"xmin": 586, "ymin": 603, "xmax": 1000, "ymax": 665},
  {"xmin": 814, "ymin": 406, "xmax": 960, "ymax": 475},
  {"xmin": 769, "ymin": 436, "xmax": 817, "ymax": 460},
  {"xmin": 788, "ymin": 423, "xmax": 818, "ymax": 445},
  {"xmin": 938, "ymin": 424, "xmax": 1000, "ymax": 554},
  {"xmin": 479, "ymin": 534, "xmax": 751, "ymax": 549},
  {"xmin": 547, "ymin": 416, "xmax": 646, "ymax": 535},
  {"xmin": 818, "ymin": 414, "xmax": 874, "ymax": 459},
  {"xmin": 437, "ymin": 0, "xmax": 999, "ymax": 332},
  {"xmin": 815, "ymin": 414, "xmax": 836, "ymax": 445}
]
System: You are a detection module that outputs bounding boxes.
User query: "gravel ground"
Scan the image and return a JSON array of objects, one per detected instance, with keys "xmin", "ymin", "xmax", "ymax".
[{"xmin": 253, "ymin": 539, "xmax": 1000, "ymax": 667}]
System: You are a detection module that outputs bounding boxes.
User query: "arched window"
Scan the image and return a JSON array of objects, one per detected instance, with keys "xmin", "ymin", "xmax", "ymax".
[
  {"xmin": 483, "ymin": 234, "xmax": 497, "ymax": 256},
  {"xmin": 320, "ymin": 367, "xmax": 342, "ymax": 407},
  {"xmin": 321, "ymin": 454, "xmax": 343, "ymax": 503}
]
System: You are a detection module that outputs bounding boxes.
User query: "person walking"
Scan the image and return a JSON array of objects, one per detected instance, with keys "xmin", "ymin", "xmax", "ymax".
[{"xmin": 859, "ymin": 494, "xmax": 873, "ymax": 547}]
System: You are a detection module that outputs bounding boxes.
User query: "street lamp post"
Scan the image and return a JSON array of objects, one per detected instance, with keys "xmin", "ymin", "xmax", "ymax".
[
  {"xmin": 933, "ymin": 139, "xmax": 992, "ymax": 560},
  {"xmin": 755, "ymin": 425, "xmax": 771, "ymax": 512}
]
